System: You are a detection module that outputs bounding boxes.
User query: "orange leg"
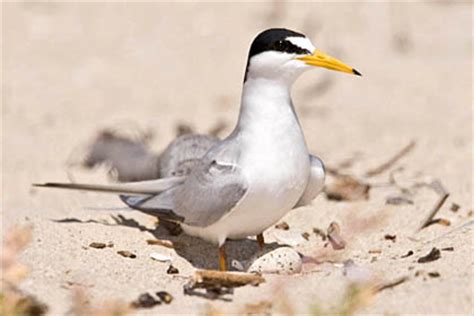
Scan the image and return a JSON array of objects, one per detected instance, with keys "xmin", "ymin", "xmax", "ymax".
[
  {"xmin": 219, "ymin": 244, "xmax": 227, "ymax": 271},
  {"xmin": 257, "ymin": 233, "xmax": 265, "ymax": 251}
]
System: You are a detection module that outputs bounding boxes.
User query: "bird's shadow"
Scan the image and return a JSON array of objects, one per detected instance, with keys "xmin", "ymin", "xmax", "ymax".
[{"xmin": 52, "ymin": 214, "xmax": 281, "ymax": 270}]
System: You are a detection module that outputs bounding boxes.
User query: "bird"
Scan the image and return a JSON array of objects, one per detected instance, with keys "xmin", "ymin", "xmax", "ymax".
[{"xmin": 35, "ymin": 28, "xmax": 360, "ymax": 271}]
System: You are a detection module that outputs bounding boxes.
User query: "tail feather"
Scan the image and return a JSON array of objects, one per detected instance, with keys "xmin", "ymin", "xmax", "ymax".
[{"xmin": 33, "ymin": 176, "xmax": 186, "ymax": 195}]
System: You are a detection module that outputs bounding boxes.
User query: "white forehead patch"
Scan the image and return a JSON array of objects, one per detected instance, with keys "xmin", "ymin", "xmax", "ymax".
[{"xmin": 286, "ymin": 36, "xmax": 315, "ymax": 53}]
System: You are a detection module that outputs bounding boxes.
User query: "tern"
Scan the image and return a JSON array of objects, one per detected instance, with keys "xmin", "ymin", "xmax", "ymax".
[{"xmin": 35, "ymin": 28, "xmax": 360, "ymax": 271}]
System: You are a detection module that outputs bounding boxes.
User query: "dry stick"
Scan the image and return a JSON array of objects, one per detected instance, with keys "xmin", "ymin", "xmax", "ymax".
[
  {"xmin": 194, "ymin": 270, "xmax": 265, "ymax": 288},
  {"xmin": 365, "ymin": 140, "xmax": 416, "ymax": 177},
  {"xmin": 374, "ymin": 276, "xmax": 409, "ymax": 293},
  {"xmin": 419, "ymin": 192, "xmax": 450, "ymax": 231}
]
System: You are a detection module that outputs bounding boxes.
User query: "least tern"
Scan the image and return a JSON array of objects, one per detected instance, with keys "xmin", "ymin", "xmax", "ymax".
[{"xmin": 36, "ymin": 28, "xmax": 360, "ymax": 270}]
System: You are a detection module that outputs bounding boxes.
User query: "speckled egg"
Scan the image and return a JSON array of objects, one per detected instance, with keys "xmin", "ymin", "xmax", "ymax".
[{"xmin": 248, "ymin": 247, "xmax": 302, "ymax": 274}]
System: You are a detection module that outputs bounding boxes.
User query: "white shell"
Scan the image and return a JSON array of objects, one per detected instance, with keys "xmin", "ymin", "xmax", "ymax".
[
  {"xmin": 149, "ymin": 252, "xmax": 172, "ymax": 262},
  {"xmin": 248, "ymin": 247, "xmax": 302, "ymax": 274},
  {"xmin": 273, "ymin": 230, "xmax": 307, "ymax": 246}
]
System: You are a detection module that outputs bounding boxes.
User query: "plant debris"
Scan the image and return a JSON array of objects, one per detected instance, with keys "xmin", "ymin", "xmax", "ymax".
[
  {"xmin": 156, "ymin": 291, "xmax": 173, "ymax": 304},
  {"xmin": 275, "ymin": 221, "xmax": 290, "ymax": 230},
  {"xmin": 146, "ymin": 239, "xmax": 174, "ymax": 249},
  {"xmin": 441, "ymin": 247, "xmax": 454, "ymax": 252},
  {"xmin": 130, "ymin": 293, "xmax": 160, "ymax": 309},
  {"xmin": 184, "ymin": 270, "xmax": 264, "ymax": 300},
  {"xmin": 327, "ymin": 222, "xmax": 346, "ymax": 250},
  {"xmin": 384, "ymin": 234, "xmax": 397, "ymax": 242},
  {"xmin": 368, "ymin": 249, "xmax": 382, "ymax": 254},
  {"xmin": 324, "ymin": 175, "xmax": 370, "ymax": 201},
  {"xmin": 423, "ymin": 218, "xmax": 451, "ymax": 227},
  {"xmin": 386, "ymin": 196, "xmax": 414, "ymax": 205},
  {"xmin": 365, "ymin": 140, "xmax": 416, "ymax": 177},
  {"xmin": 2, "ymin": 226, "xmax": 48, "ymax": 316},
  {"xmin": 428, "ymin": 272, "xmax": 440, "ymax": 278},
  {"xmin": 419, "ymin": 180, "xmax": 449, "ymax": 230},
  {"xmin": 313, "ymin": 227, "xmax": 327, "ymax": 241},
  {"xmin": 89, "ymin": 242, "xmax": 113, "ymax": 249},
  {"xmin": 401, "ymin": 250, "xmax": 414, "ymax": 258},
  {"xmin": 374, "ymin": 276, "xmax": 409, "ymax": 292},
  {"xmin": 117, "ymin": 250, "xmax": 136, "ymax": 259},
  {"xmin": 194, "ymin": 270, "xmax": 265, "ymax": 288},
  {"xmin": 167, "ymin": 265, "xmax": 179, "ymax": 274},
  {"xmin": 301, "ymin": 232, "xmax": 310, "ymax": 241},
  {"xmin": 417, "ymin": 248, "xmax": 441, "ymax": 263},
  {"xmin": 450, "ymin": 203, "xmax": 460, "ymax": 212}
]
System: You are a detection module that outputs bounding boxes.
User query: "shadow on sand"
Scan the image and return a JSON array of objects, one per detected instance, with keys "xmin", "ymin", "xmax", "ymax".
[{"xmin": 52, "ymin": 214, "xmax": 281, "ymax": 270}]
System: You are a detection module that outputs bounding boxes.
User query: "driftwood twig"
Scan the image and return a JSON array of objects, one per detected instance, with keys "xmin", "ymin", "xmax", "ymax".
[
  {"xmin": 419, "ymin": 180, "xmax": 449, "ymax": 230},
  {"xmin": 365, "ymin": 140, "xmax": 416, "ymax": 177},
  {"xmin": 374, "ymin": 276, "xmax": 409, "ymax": 293}
]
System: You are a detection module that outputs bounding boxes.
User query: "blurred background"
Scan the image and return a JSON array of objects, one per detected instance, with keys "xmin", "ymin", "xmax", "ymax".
[{"xmin": 3, "ymin": 2, "xmax": 471, "ymax": 219}]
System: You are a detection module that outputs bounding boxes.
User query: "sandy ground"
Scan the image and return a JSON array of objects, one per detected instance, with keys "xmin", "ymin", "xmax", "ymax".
[{"xmin": 2, "ymin": 2, "xmax": 473, "ymax": 315}]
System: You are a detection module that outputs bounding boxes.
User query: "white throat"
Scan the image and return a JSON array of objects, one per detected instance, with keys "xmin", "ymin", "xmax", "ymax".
[{"xmin": 236, "ymin": 77, "xmax": 298, "ymax": 133}]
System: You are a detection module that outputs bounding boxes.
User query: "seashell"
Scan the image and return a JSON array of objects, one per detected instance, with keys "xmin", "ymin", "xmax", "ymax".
[{"xmin": 150, "ymin": 252, "xmax": 172, "ymax": 262}]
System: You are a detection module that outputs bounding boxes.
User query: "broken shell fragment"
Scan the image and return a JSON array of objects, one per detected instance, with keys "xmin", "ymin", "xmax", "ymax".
[{"xmin": 150, "ymin": 252, "xmax": 172, "ymax": 262}]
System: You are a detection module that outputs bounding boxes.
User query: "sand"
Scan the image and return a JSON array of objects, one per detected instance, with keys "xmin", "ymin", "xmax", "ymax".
[{"xmin": 2, "ymin": 2, "xmax": 472, "ymax": 315}]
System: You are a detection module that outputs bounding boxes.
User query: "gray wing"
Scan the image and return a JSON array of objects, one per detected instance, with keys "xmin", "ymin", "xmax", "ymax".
[
  {"xmin": 121, "ymin": 139, "xmax": 248, "ymax": 227},
  {"xmin": 159, "ymin": 134, "xmax": 219, "ymax": 177},
  {"xmin": 294, "ymin": 155, "xmax": 325, "ymax": 207}
]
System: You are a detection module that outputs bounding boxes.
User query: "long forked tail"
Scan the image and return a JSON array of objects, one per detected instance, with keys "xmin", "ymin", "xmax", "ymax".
[{"xmin": 33, "ymin": 176, "xmax": 186, "ymax": 195}]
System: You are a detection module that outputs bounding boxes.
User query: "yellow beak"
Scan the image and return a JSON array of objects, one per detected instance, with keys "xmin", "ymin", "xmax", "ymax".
[{"xmin": 297, "ymin": 49, "xmax": 361, "ymax": 76}]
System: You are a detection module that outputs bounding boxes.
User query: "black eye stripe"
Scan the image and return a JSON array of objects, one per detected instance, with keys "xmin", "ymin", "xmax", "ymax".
[{"xmin": 271, "ymin": 40, "xmax": 311, "ymax": 55}]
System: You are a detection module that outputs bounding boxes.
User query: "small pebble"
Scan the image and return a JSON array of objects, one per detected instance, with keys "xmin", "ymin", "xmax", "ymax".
[
  {"xmin": 131, "ymin": 293, "xmax": 160, "ymax": 308},
  {"xmin": 301, "ymin": 232, "xmax": 310, "ymax": 241},
  {"xmin": 428, "ymin": 271, "xmax": 440, "ymax": 278},
  {"xmin": 450, "ymin": 203, "xmax": 460, "ymax": 212},
  {"xmin": 312, "ymin": 227, "xmax": 327, "ymax": 240},
  {"xmin": 167, "ymin": 265, "xmax": 179, "ymax": 274},
  {"xmin": 117, "ymin": 250, "xmax": 136, "ymax": 259},
  {"xmin": 417, "ymin": 248, "xmax": 441, "ymax": 263},
  {"xmin": 384, "ymin": 234, "xmax": 397, "ymax": 242},
  {"xmin": 401, "ymin": 250, "xmax": 414, "ymax": 258},
  {"xmin": 156, "ymin": 291, "xmax": 173, "ymax": 304},
  {"xmin": 89, "ymin": 242, "xmax": 107, "ymax": 249}
]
